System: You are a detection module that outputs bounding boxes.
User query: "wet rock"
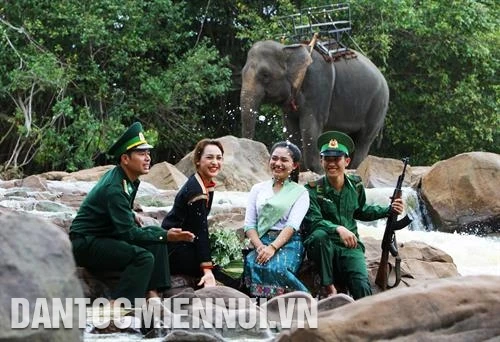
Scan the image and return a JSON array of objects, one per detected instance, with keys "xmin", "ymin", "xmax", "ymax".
[
  {"xmin": 421, "ymin": 152, "xmax": 500, "ymax": 235},
  {"xmin": 0, "ymin": 211, "xmax": 84, "ymax": 341},
  {"xmin": 176, "ymin": 136, "xmax": 271, "ymax": 192},
  {"xmin": 277, "ymin": 275, "xmax": 500, "ymax": 342}
]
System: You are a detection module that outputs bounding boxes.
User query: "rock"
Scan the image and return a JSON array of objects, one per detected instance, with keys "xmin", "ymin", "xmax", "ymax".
[
  {"xmin": 142, "ymin": 287, "xmax": 272, "ymax": 340},
  {"xmin": 164, "ymin": 330, "xmax": 223, "ymax": 341},
  {"xmin": 356, "ymin": 155, "xmax": 412, "ymax": 188},
  {"xmin": 317, "ymin": 294, "xmax": 354, "ymax": 313},
  {"xmin": 61, "ymin": 165, "xmax": 114, "ymax": 182},
  {"xmin": 207, "ymin": 208, "xmax": 246, "ymax": 232},
  {"xmin": 39, "ymin": 171, "xmax": 70, "ymax": 181},
  {"xmin": 409, "ymin": 166, "xmax": 430, "ymax": 188},
  {"xmin": 277, "ymin": 275, "xmax": 500, "ymax": 341},
  {"xmin": 34, "ymin": 200, "xmax": 74, "ymax": 213},
  {"xmin": 0, "ymin": 211, "xmax": 83, "ymax": 341},
  {"xmin": 141, "ymin": 161, "xmax": 188, "ymax": 190},
  {"xmin": 363, "ymin": 236, "xmax": 460, "ymax": 291},
  {"xmin": 20, "ymin": 175, "xmax": 48, "ymax": 191},
  {"xmin": 175, "ymin": 136, "xmax": 271, "ymax": 192},
  {"xmin": 0, "ymin": 179, "xmax": 19, "ymax": 188},
  {"xmin": 78, "ymin": 266, "xmax": 198, "ymax": 301},
  {"xmin": 260, "ymin": 291, "xmax": 316, "ymax": 328},
  {"xmin": 421, "ymin": 152, "xmax": 500, "ymax": 235},
  {"xmin": 195, "ymin": 286, "xmax": 251, "ymax": 307},
  {"xmin": 298, "ymin": 171, "xmax": 321, "ymax": 185}
]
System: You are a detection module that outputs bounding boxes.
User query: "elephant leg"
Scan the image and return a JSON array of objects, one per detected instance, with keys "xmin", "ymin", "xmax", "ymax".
[
  {"xmin": 284, "ymin": 114, "xmax": 308, "ymax": 167},
  {"xmin": 299, "ymin": 111, "xmax": 322, "ymax": 173},
  {"xmin": 350, "ymin": 128, "xmax": 379, "ymax": 168},
  {"xmin": 350, "ymin": 140, "xmax": 369, "ymax": 168},
  {"xmin": 284, "ymin": 112, "xmax": 301, "ymax": 145}
]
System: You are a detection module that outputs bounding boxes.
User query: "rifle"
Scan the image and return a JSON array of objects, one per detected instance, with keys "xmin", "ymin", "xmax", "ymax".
[{"xmin": 375, "ymin": 157, "xmax": 412, "ymax": 291}]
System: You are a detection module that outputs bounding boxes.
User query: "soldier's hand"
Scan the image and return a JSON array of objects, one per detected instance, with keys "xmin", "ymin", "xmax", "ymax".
[
  {"xmin": 167, "ymin": 228, "xmax": 195, "ymax": 242},
  {"xmin": 134, "ymin": 214, "xmax": 144, "ymax": 227},
  {"xmin": 336, "ymin": 226, "xmax": 358, "ymax": 249},
  {"xmin": 390, "ymin": 197, "xmax": 404, "ymax": 215}
]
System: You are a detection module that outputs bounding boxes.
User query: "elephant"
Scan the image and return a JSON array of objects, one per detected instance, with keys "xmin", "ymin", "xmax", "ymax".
[{"xmin": 240, "ymin": 40, "xmax": 389, "ymax": 172}]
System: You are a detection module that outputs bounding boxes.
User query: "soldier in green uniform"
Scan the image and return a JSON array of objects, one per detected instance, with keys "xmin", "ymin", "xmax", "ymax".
[
  {"xmin": 303, "ymin": 131, "xmax": 404, "ymax": 299},
  {"xmin": 69, "ymin": 122, "xmax": 194, "ymax": 304}
]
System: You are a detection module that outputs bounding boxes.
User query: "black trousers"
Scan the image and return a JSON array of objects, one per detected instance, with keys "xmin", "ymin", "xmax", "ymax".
[{"xmin": 72, "ymin": 235, "xmax": 170, "ymax": 303}]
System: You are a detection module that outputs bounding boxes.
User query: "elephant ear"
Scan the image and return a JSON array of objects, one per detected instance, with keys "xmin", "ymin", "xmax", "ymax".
[{"xmin": 283, "ymin": 44, "xmax": 313, "ymax": 96}]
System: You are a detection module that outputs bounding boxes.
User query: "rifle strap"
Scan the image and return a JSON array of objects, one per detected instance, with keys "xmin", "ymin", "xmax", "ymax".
[{"xmin": 387, "ymin": 256, "xmax": 402, "ymax": 289}]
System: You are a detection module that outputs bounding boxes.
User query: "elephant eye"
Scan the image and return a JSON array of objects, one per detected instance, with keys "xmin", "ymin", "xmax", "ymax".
[{"xmin": 258, "ymin": 70, "xmax": 271, "ymax": 83}]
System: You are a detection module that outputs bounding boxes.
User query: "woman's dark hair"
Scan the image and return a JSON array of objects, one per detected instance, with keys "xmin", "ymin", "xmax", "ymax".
[
  {"xmin": 270, "ymin": 141, "xmax": 302, "ymax": 182},
  {"xmin": 192, "ymin": 139, "xmax": 224, "ymax": 168}
]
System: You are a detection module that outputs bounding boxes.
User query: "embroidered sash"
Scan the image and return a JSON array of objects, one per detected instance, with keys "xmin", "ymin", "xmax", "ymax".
[{"xmin": 256, "ymin": 181, "xmax": 306, "ymax": 237}]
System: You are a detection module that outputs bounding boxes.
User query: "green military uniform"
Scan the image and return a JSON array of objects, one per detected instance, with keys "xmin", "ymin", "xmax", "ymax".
[
  {"xmin": 303, "ymin": 175, "xmax": 389, "ymax": 299},
  {"xmin": 303, "ymin": 131, "xmax": 390, "ymax": 299},
  {"xmin": 69, "ymin": 122, "xmax": 170, "ymax": 303}
]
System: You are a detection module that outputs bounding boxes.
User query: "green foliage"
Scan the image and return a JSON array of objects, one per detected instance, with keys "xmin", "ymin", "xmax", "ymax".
[
  {"xmin": 0, "ymin": 0, "xmax": 498, "ymax": 176},
  {"xmin": 253, "ymin": 104, "xmax": 285, "ymax": 148},
  {"xmin": 141, "ymin": 40, "xmax": 232, "ymax": 158},
  {"xmin": 350, "ymin": 0, "xmax": 499, "ymax": 165},
  {"xmin": 235, "ymin": 0, "xmax": 296, "ymax": 46},
  {"xmin": 0, "ymin": 0, "xmax": 231, "ymax": 174},
  {"xmin": 209, "ymin": 225, "xmax": 244, "ymax": 267}
]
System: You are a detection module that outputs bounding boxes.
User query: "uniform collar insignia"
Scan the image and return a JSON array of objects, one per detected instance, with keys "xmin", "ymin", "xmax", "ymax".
[{"xmin": 122, "ymin": 179, "xmax": 129, "ymax": 195}]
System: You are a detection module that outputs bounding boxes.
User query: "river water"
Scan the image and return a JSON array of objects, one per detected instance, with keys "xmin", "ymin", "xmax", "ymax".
[
  {"xmin": 84, "ymin": 187, "xmax": 500, "ymax": 341},
  {"xmin": 363, "ymin": 187, "xmax": 499, "ymax": 276}
]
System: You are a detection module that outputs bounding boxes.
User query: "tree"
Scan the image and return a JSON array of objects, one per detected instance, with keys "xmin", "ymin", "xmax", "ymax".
[
  {"xmin": 350, "ymin": 0, "xmax": 499, "ymax": 164},
  {"xmin": 0, "ymin": 0, "xmax": 497, "ymax": 177},
  {"xmin": 0, "ymin": 0, "xmax": 232, "ymax": 174}
]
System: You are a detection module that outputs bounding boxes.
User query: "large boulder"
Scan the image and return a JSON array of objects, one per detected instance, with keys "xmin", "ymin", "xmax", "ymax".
[
  {"xmin": 141, "ymin": 161, "xmax": 188, "ymax": 190},
  {"xmin": 356, "ymin": 155, "xmax": 413, "ymax": 188},
  {"xmin": 56, "ymin": 165, "xmax": 114, "ymax": 182},
  {"xmin": 363, "ymin": 236, "xmax": 460, "ymax": 290},
  {"xmin": 421, "ymin": 152, "xmax": 500, "ymax": 235},
  {"xmin": 278, "ymin": 275, "xmax": 500, "ymax": 341},
  {"xmin": 0, "ymin": 211, "xmax": 83, "ymax": 341},
  {"xmin": 410, "ymin": 166, "xmax": 431, "ymax": 188},
  {"xmin": 175, "ymin": 136, "xmax": 271, "ymax": 192}
]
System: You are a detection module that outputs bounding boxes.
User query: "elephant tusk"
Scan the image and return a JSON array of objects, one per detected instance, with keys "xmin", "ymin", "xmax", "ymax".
[{"xmin": 308, "ymin": 33, "xmax": 319, "ymax": 55}]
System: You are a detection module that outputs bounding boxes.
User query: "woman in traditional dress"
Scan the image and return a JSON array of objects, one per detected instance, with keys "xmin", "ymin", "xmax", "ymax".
[
  {"xmin": 243, "ymin": 141, "xmax": 310, "ymax": 298},
  {"xmin": 161, "ymin": 138, "xmax": 226, "ymax": 288}
]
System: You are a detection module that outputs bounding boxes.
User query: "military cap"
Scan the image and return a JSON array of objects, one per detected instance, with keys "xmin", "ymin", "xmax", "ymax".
[
  {"xmin": 108, "ymin": 122, "xmax": 153, "ymax": 158},
  {"xmin": 317, "ymin": 131, "xmax": 355, "ymax": 157}
]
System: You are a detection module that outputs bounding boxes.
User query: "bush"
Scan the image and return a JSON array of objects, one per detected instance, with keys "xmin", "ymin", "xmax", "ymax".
[{"xmin": 209, "ymin": 225, "xmax": 244, "ymax": 267}]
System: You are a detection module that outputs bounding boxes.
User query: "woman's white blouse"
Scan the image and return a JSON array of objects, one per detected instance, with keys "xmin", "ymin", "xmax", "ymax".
[{"xmin": 244, "ymin": 180, "xmax": 310, "ymax": 231}]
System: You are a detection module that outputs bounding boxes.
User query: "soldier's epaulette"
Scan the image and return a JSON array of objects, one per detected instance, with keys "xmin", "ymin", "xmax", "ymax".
[
  {"xmin": 307, "ymin": 180, "xmax": 317, "ymax": 188},
  {"xmin": 122, "ymin": 179, "xmax": 129, "ymax": 195},
  {"xmin": 347, "ymin": 174, "xmax": 363, "ymax": 184},
  {"xmin": 347, "ymin": 174, "xmax": 364, "ymax": 197}
]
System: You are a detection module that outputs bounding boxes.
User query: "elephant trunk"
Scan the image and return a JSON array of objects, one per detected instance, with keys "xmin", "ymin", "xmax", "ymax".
[{"xmin": 240, "ymin": 88, "xmax": 263, "ymax": 139}]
